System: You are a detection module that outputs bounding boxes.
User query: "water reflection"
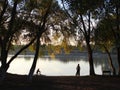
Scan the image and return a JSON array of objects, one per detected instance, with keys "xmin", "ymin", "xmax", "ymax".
[{"xmin": 7, "ymin": 52, "xmax": 118, "ymax": 76}]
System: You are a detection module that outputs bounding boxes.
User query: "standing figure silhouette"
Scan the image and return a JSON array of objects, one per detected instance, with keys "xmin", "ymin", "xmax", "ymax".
[{"xmin": 76, "ymin": 64, "xmax": 80, "ymax": 76}]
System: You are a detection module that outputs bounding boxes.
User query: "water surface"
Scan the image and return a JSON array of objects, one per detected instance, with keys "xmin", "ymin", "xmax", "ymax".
[{"xmin": 7, "ymin": 52, "xmax": 118, "ymax": 76}]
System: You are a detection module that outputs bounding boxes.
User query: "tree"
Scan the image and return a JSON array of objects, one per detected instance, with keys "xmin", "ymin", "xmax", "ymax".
[
  {"xmin": 95, "ymin": 0, "xmax": 120, "ymax": 75},
  {"xmin": 0, "ymin": 0, "xmax": 19, "ymax": 81},
  {"xmin": 110, "ymin": 0, "xmax": 120, "ymax": 75},
  {"xmin": 95, "ymin": 18, "xmax": 116, "ymax": 75},
  {"xmin": 28, "ymin": 0, "xmax": 71, "ymax": 80},
  {"xmin": 28, "ymin": 0, "xmax": 53, "ymax": 81},
  {"xmin": 0, "ymin": 0, "xmax": 37, "ymax": 81},
  {"xmin": 62, "ymin": 0, "xmax": 104, "ymax": 75},
  {"xmin": 0, "ymin": 0, "xmax": 68, "ymax": 81}
]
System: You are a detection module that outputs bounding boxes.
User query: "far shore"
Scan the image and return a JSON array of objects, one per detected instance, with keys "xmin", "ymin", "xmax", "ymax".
[{"xmin": 8, "ymin": 51, "xmax": 117, "ymax": 58}]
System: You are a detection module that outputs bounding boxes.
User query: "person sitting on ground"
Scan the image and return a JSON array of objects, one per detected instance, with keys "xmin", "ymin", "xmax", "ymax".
[{"xmin": 36, "ymin": 68, "xmax": 41, "ymax": 75}]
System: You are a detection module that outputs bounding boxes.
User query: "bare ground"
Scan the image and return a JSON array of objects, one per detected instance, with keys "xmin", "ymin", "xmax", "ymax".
[{"xmin": 0, "ymin": 73, "xmax": 120, "ymax": 90}]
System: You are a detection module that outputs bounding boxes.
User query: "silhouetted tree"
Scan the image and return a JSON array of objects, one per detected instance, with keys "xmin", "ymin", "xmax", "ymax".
[{"xmin": 62, "ymin": 0, "xmax": 104, "ymax": 75}]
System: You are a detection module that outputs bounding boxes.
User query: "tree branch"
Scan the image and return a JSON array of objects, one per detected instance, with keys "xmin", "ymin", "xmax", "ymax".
[{"xmin": 7, "ymin": 37, "xmax": 36, "ymax": 65}]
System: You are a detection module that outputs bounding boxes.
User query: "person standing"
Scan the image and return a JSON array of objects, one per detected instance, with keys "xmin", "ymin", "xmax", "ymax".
[{"xmin": 76, "ymin": 64, "xmax": 80, "ymax": 76}]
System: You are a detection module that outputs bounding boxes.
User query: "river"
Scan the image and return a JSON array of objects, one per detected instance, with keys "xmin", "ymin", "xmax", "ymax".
[{"xmin": 7, "ymin": 52, "xmax": 118, "ymax": 76}]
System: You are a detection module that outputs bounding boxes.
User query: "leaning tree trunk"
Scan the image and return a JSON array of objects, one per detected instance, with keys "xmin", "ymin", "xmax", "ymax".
[
  {"xmin": 28, "ymin": 35, "xmax": 40, "ymax": 81},
  {"xmin": 117, "ymin": 48, "xmax": 120, "ymax": 75},
  {"xmin": 28, "ymin": 0, "xmax": 52, "ymax": 81},
  {"xmin": 104, "ymin": 45, "xmax": 116, "ymax": 75}
]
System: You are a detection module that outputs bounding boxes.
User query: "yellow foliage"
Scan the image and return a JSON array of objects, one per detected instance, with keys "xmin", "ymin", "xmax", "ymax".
[
  {"xmin": 39, "ymin": 48, "xmax": 44, "ymax": 57},
  {"xmin": 54, "ymin": 46, "xmax": 61, "ymax": 54},
  {"xmin": 29, "ymin": 45, "xmax": 35, "ymax": 51},
  {"xmin": 53, "ymin": 32, "xmax": 61, "ymax": 40},
  {"xmin": 50, "ymin": 53, "xmax": 55, "ymax": 58}
]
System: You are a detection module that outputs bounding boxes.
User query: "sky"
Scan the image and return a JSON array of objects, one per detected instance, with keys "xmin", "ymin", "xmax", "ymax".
[{"xmin": 57, "ymin": 0, "xmax": 63, "ymax": 7}]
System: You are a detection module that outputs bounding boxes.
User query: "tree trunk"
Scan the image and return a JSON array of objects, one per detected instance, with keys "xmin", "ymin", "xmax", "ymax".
[
  {"xmin": 117, "ymin": 48, "xmax": 120, "ymax": 75},
  {"xmin": 0, "ymin": 64, "xmax": 9, "ymax": 82},
  {"xmin": 0, "ymin": 43, "xmax": 9, "ymax": 81},
  {"xmin": 28, "ymin": 0, "xmax": 52, "ymax": 81},
  {"xmin": 0, "ymin": 44, "xmax": 8, "ymax": 81},
  {"xmin": 28, "ymin": 36, "xmax": 40, "ymax": 81},
  {"xmin": 87, "ymin": 42, "xmax": 95, "ymax": 75},
  {"xmin": 0, "ymin": 0, "xmax": 18, "ymax": 81},
  {"xmin": 87, "ymin": 11, "xmax": 95, "ymax": 75},
  {"xmin": 116, "ymin": 0, "xmax": 120, "ymax": 75},
  {"xmin": 104, "ymin": 45, "xmax": 116, "ymax": 75}
]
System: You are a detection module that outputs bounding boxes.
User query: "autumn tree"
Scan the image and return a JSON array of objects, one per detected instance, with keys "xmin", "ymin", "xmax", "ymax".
[
  {"xmin": 95, "ymin": 18, "xmax": 116, "ymax": 75},
  {"xmin": 27, "ymin": 0, "xmax": 54, "ymax": 81},
  {"xmin": 28, "ymin": 0, "xmax": 72, "ymax": 80},
  {"xmin": 109, "ymin": 0, "xmax": 120, "ymax": 75},
  {"xmin": 95, "ymin": 0, "xmax": 120, "ymax": 75},
  {"xmin": 62, "ymin": 0, "xmax": 104, "ymax": 75},
  {"xmin": 0, "ymin": 0, "xmax": 39, "ymax": 81},
  {"xmin": 0, "ymin": 0, "xmax": 19, "ymax": 81}
]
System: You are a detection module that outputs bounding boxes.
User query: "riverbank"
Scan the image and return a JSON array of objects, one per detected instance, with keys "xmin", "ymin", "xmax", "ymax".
[{"xmin": 0, "ymin": 73, "xmax": 120, "ymax": 90}]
